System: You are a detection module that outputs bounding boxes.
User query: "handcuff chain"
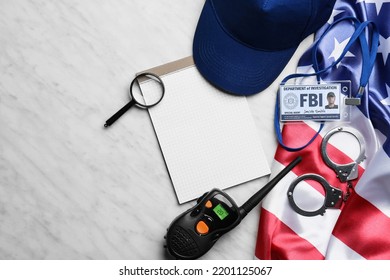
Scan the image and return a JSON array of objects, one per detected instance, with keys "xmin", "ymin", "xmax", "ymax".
[{"xmin": 343, "ymin": 181, "xmax": 354, "ymax": 202}]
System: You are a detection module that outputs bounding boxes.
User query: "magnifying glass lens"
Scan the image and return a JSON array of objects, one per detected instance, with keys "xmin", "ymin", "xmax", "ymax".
[{"xmin": 131, "ymin": 73, "xmax": 164, "ymax": 108}]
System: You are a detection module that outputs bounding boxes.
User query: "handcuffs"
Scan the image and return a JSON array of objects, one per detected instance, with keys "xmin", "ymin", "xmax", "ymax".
[{"xmin": 287, "ymin": 126, "xmax": 366, "ymax": 217}]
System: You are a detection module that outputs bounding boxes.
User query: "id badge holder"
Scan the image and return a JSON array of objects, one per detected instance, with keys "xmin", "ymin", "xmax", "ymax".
[{"xmin": 279, "ymin": 81, "xmax": 353, "ymax": 124}]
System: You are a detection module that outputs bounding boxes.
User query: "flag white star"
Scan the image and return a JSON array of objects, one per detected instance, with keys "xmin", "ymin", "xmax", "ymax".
[
  {"xmin": 378, "ymin": 35, "xmax": 390, "ymax": 65},
  {"xmin": 328, "ymin": 37, "xmax": 355, "ymax": 68},
  {"xmin": 356, "ymin": 0, "xmax": 389, "ymax": 15},
  {"xmin": 381, "ymin": 84, "xmax": 390, "ymax": 106},
  {"xmin": 327, "ymin": 9, "xmax": 343, "ymax": 24}
]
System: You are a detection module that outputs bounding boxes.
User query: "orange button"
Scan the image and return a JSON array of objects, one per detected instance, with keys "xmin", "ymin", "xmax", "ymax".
[
  {"xmin": 205, "ymin": 200, "xmax": 213, "ymax": 208},
  {"xmin": 196, "ymin": 220, "xmax": 209, "ymax": 235}
]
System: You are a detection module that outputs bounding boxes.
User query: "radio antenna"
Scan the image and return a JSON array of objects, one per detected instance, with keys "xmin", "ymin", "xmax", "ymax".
[{"xmin": 239, "ymin": 156, "xmax": 302, "ymax": 218}]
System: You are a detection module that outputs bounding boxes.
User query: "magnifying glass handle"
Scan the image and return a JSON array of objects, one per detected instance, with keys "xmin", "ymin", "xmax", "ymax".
[{"xmin": 104, "ymin": 99, "xmax": 136, "ymax": 128}]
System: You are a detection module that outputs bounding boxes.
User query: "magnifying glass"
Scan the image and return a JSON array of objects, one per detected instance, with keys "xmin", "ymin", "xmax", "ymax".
[{"xmin": 104, "ymin": 72, "xmax": 165, "ymax": 128}]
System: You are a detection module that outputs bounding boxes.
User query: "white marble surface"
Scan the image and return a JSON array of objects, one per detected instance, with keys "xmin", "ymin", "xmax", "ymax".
[{"xmin": 0, "ymin": 0, "xmax": 312, "ymax": 259}]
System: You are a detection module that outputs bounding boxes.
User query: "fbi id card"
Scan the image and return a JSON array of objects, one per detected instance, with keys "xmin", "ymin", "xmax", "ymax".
[{"xmin": 279, "ymin": 83, "xmax": 347, "ymax": 122}]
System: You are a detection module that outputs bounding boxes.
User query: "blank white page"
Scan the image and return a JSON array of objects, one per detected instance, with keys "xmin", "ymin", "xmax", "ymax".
[{"xmin": 140, "ymin": 60, "xmax": 270, "ymax": 204}]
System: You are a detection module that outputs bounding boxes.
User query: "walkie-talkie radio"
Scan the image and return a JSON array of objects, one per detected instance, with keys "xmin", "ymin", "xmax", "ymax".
[{"xmin": 165, "ymin": 156, "xmax": 302, "ymax": 259}]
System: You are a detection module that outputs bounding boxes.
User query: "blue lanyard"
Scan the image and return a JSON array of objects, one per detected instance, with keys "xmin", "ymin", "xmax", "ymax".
[{"xmin": 274, "ymin": 17, "xmax": 379, "ymax": 152}]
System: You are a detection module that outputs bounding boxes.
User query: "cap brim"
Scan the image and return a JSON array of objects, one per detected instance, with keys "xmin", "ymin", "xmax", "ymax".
[{"xmin": 193, "ymin": 0, "xmax": 298, "ymax": 96}]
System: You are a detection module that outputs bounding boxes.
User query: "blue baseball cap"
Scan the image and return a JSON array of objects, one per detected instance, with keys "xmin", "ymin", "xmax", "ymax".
[{"xmin": 193, "ymin": 0, "xmax": 336, "ymax": 95}]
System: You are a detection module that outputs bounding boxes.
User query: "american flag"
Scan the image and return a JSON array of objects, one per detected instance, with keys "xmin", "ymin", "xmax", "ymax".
[{"xmin": 255, "ymin": 0, "xmax": 390, "ymax": 259}]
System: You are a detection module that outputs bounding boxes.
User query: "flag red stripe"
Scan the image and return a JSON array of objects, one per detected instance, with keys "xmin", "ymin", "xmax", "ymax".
[
  {"xmin": 255, "ymin": 208, "xmax": 325, "ymax": 260},
  {"xmin": 332, "ymin": 193, "xmax": 390, "ymax": 259}
]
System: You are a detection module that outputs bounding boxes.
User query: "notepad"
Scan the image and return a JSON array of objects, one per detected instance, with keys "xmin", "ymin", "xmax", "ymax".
[{"xmin": 139, "ymin": 57, "xmax": 270, "ymax": 204}]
